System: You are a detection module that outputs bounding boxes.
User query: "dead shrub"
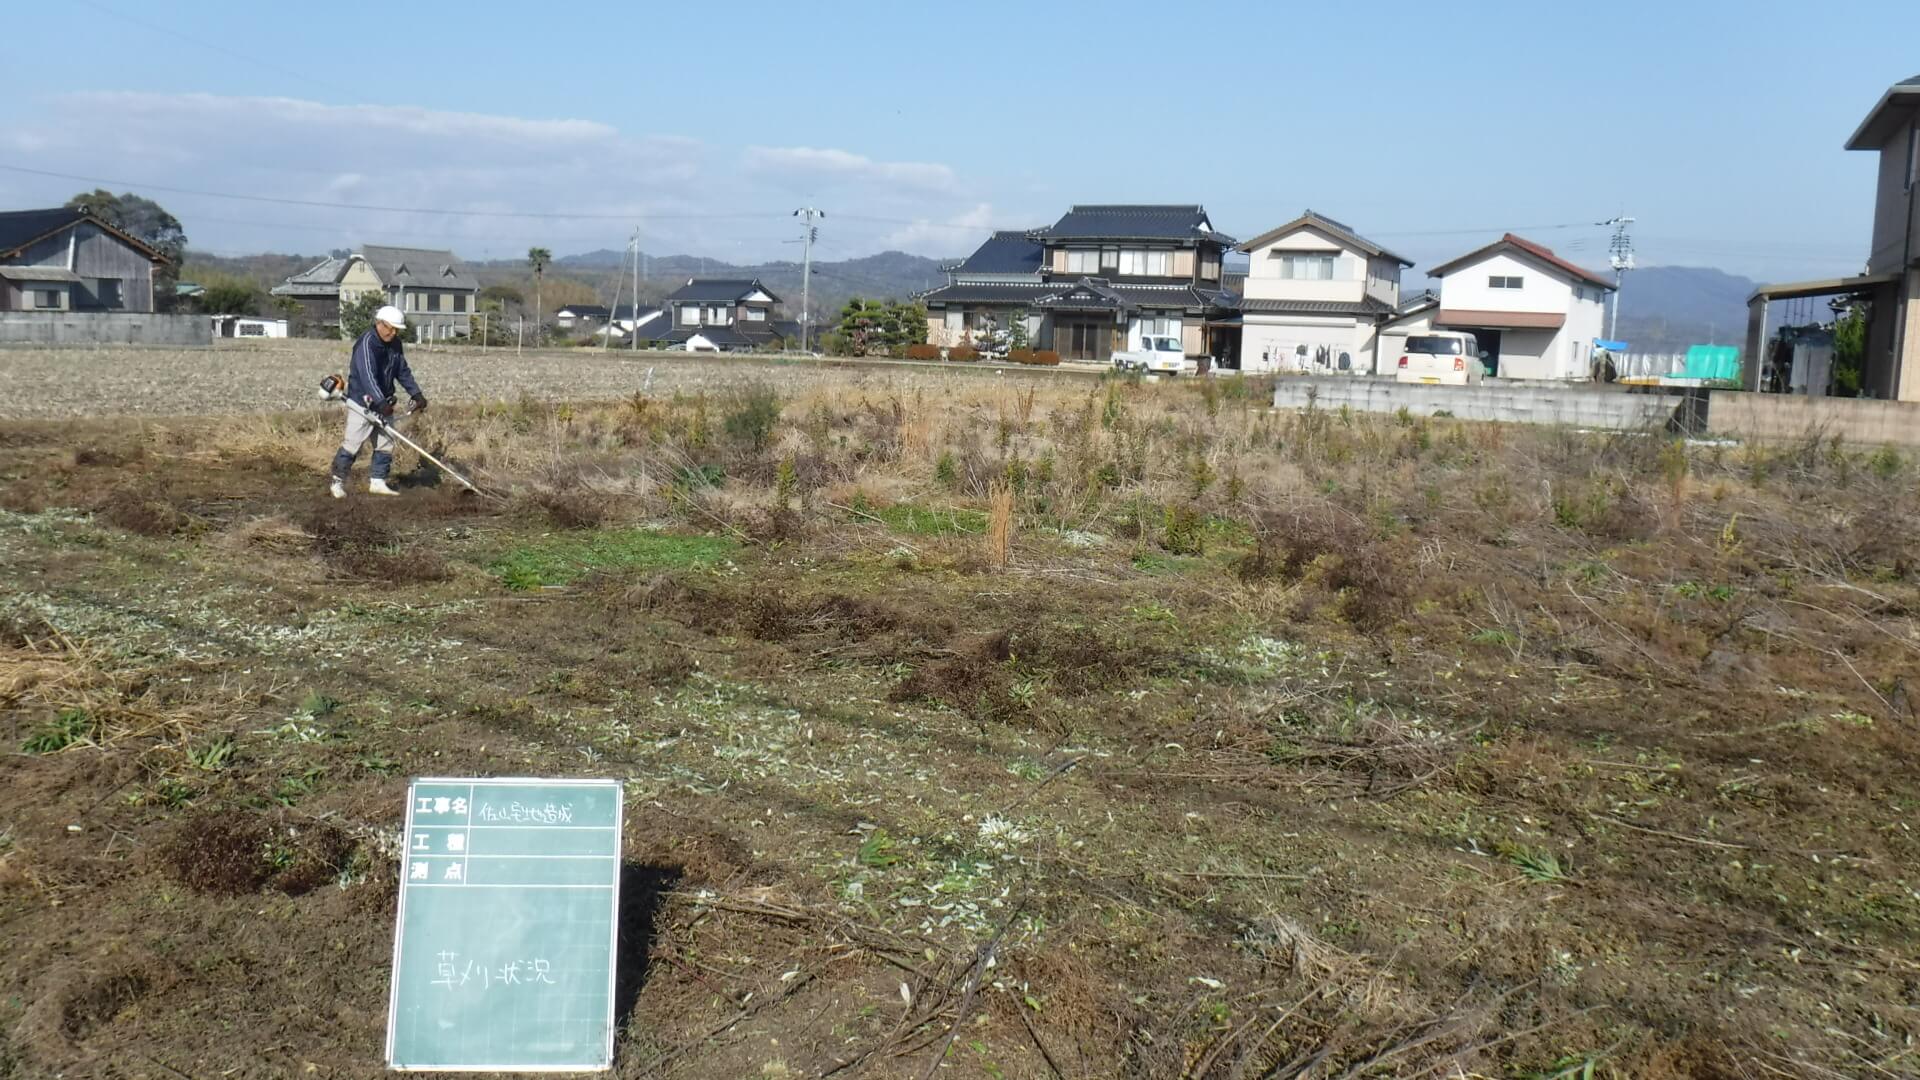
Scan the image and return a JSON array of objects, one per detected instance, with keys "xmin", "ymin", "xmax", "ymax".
[
  {"xmin": 531, "ymin": 488, "xmax": 608, "ymax": 530},
  {"xmin": 95, "ymin": 485, "xmax": 188, "ymax": 537},
  {"xmin": 985, "ymin": 483, "xmax": 1013, "ymax": 567},
  {"xmin": 301, "ymin": 505, "xmax": 449, "ymax": 583}
]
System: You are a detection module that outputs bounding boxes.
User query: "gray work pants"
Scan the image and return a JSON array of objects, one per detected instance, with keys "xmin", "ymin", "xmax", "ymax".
[{"xmin": 331, "ymin": 407, "xmax": 400, "ymax": 480}]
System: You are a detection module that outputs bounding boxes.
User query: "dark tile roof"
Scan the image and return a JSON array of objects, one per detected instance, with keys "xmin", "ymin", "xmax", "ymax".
[
  {"xmin": 1235, "ymin": 210, "xmax": 1412, "ymax": 267},
  {"xmin": 1396, "ymin": 289, "xmax": 1439, "ymax": 313},
  {"xmin": 1427, "ymin": 233, "xmax": 1614, "ymax": 290},
  {"xmin": 558, "ymin": 304, "xmax": 611, "ymax": 318},
  {"xmin": 359, "ymin": 245, "xmax": 481, "ymax": 292},
  {"xmin": 1039, "ymin": 205, "xmax": 1233, "ymax": 245},
  {"xmin": 953, "ymin": 231, "xmax": 1045, "ymax": 275},
  {"xmin": 919, "ymin": 281, "xmax": 1057, "ymax": 305},
  {"xmin": 0, "ymin": 206, "xmax": 167, "ymax": 262},
  {"xmin": 1231, "ymin": 296, "xmax": 1396, "ymax": 317},
  {"xmin": 666, "ymin": 277, "xmax": 781, "ymax": 304},
  {"xmin": 1032, "ymin": 277, "xmax": 1228, "ymax": 313}
]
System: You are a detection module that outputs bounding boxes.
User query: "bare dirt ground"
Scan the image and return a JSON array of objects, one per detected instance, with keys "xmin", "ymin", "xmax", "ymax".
[
  {"xmin": 0, "ymin": 339, "xmax": 1078, "ymax": 420},
  {"xmin": 1, "ymin": 354, "xmax": 1917, "ymax": 1079}
]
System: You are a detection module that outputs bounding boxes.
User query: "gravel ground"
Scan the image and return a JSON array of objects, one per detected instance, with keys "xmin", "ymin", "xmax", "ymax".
[{"xmin": 0, "ymin": 340, "xmax": 1094, "ymax": 420}]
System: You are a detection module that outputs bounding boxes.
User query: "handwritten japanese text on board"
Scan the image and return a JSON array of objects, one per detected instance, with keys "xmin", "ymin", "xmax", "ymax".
[{"xmin": 385, "ymin": 778, "xmax": 623, "ymax": 1071}]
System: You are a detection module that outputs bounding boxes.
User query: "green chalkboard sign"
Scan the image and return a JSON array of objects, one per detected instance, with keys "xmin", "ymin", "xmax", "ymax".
[{"xmin": 385, "ymin": 778, "xmax": 624, "ymax": 1071}]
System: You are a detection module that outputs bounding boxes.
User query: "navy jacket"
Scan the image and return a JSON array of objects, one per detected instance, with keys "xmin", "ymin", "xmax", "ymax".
[{"xmin": 346, "ymin": 329, "xmax": 422, "ymax": 413}]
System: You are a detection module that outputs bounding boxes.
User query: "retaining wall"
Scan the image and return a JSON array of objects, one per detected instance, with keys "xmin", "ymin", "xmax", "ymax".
[
  {"xmin": 1270, "ymin": 376, "xmax": 1699, "ymax": 432},
  {"xmin": 1705, "ymin": 391, "xmax": 1920, "ymax": 448},
  {"xmin": 0, "ymin": 312, "xmax": 211, "ymax": 347}
]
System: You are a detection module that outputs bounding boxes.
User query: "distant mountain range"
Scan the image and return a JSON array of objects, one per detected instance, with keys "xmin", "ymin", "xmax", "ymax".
[
  {"xmin": 189, "ymin": 244, "xmax": 1769, "ymax": 354},
  {"xmin": 1606, "ymin": 266, "xmax": 1757, "ymax": 354}
]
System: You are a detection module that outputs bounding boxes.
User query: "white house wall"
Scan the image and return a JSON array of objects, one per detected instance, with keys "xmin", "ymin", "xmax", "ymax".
[
  {"xmin": 1241, "ymin": 315, "xmax": 1374, "ymax": 374},
  {"xmin": 1243, "ymin": 226, "xmax": 1365, "ymax": 304},
  {"xmin": 1439, "ymin": 252, "xmax": 1573, "ymax": 313}
]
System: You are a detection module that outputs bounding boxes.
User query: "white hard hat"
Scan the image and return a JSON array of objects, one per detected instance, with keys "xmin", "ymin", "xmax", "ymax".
[{"xmin": 375, "ymin": 304, "xmax": 406, "ymax": 329}]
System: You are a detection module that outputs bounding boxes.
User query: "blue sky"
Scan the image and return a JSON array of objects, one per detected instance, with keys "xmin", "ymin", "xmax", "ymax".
[{"xmin": 1, "ymin": 0, "xmax": 1911, "ymax": 280}]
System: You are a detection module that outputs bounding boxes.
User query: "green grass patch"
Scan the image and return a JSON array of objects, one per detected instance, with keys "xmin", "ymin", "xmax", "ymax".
[
  {"xmin": 872, "ymin": 503, "xmax": 987, "ymax": 536},
  {"xmin": 491, "ymin": 528, "xmax": 738, "ymax": 589},
  {"xmin": 1131, "ymin": 550, "xmax": 1203, "ymax": 576}
]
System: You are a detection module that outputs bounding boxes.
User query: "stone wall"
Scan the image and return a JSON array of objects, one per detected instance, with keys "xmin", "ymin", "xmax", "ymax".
[{"xmin": 0, "ymin": 312, "xmax": 211, "ymax": 347}]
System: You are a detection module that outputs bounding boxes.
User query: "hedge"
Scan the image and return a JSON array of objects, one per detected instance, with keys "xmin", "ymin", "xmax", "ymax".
[
  {"xmin": 1031, "ymin": 349, "xmax": 1061, "ymax": 366},
  {"xmin": 948, "ymin": 346, "xmax": 979, "ymax": 362},
  {"xmin": 1009, "ymin": 348, "xmax": 1035, "ymax": 364},
  {"xmin": 904, "ymin": 343, "xmax": 940, "ymax": 360}
]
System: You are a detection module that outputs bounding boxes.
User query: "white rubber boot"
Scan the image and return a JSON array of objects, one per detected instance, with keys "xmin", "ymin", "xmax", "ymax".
[
  {"xmin": 368, "ymin": 478, "xmax": 400, "ymax": 497},
  {"xmin": 329, "ymin": 478, "xmax": 347, "ymax": 499}
]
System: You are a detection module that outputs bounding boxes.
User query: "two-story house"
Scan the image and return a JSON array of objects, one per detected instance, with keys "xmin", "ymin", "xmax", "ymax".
[
  {"xmin": 357, "ymin": 246, "xmax": 481, "ymax": 341},
  {"xmin": 1230, "ymin": 211, "xmax": 1413, "ymax": 374},
  {"xmin": 1847, "ymin": 73, "xmax": 1920, "ymax": 401},
  {"xmin": 273, "ymin": 245, "xmax": 481, "ymax": 338},
  {"xmin": 648, "ymin": 278, "xmax": 799, "ymax": 352},
  {"xmin": 921, "ymin": 205, "xmax": 1233, "ymax": 363},
  {"xmin": 920, "ymin": 230, "xmax": 1049, "ymax": 350},
  {"xmin": 1427, "ymin": 233, "xmax": 1614, "ymax": 381},
  {"xmin": 0, "ymin": 207, "xmax": 167, "ymax": 313}
]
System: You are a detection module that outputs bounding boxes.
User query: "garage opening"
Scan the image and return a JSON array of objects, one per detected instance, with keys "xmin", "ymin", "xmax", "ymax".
[{"xmin": 1460, "ymin": 327, "xmax": 1502, "ymax": 374}]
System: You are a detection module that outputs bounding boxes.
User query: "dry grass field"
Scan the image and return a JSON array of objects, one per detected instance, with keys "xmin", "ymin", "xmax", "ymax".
[{"xmin": 1, "ymin": 346, "xmax": 1917, "ymax": 1078}]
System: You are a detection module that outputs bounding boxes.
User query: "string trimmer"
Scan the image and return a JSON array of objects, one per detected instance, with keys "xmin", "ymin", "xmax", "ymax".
[{"xmin": 317, "ymin": 375, "xmax": 494, "ymax": 499}]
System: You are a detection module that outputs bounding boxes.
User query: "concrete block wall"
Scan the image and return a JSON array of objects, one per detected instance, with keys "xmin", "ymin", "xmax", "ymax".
[
  {"xmin": 1705, "ymin": 391, "xmax": 1920, "ymax": 448},
  {"xmin": 1270, "ymin": 376, "xmax": 1693, "ymax": 432},
  {"xmin": 0, "ymin": 312, "xmax": 212, "ymax": 347}
]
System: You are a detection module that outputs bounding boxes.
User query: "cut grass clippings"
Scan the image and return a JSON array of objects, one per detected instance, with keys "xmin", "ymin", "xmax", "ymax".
[{"xmin": 491, "ymin": 528, "xmax": 737, "ymax": 589}]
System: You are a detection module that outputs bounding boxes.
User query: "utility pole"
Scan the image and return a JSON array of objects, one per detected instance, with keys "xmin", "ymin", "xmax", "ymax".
[
  {"xmin": 793, "ymin": 207, "xmax": 823, "ymax": 352},
  {"xmin": 631, "ymin": 225, "xmax": 641, "ymax": 353},
  {"xmin": 1601, "ymin": 215, "xmax": 1635, "ymax": 342},
  {"xmin": 604, "ymin": 232, "xmax": 627, "ymax": 353}
]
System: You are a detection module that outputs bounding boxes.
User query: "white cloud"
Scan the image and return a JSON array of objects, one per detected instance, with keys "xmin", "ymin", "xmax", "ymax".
[
  {"xmin": 0, "ymin": 92, "xmax": 993, "ymax": 260},
  {"xmin": 744, "ymin": 146, "xmax": 957, "ymax": 194},
  {"xmin": 881, "ymin": 203, "xmax": 998, "ymax": 253},
  {"xmin": 70, "ymin": 92, "xmax": 617, "ymax": 143}
]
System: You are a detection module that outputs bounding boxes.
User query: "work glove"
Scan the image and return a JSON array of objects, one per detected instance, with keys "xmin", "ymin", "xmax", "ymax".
[
  {"xmin": 410, "ymin": 395, "xmax": 428, "ymax": 413},
  {"xmin": 376, "ymin": 400, "xmax": 396, "ymax": 418}
]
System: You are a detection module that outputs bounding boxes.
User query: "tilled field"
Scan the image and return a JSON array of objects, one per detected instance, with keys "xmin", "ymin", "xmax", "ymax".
[
  {"xmin": 0, "ymin": 340, "xmax": 1077, "ymax": 420},
  {"xmin": 0, "ymin": 373, "xmax": 1917, "ymax": 1078}
]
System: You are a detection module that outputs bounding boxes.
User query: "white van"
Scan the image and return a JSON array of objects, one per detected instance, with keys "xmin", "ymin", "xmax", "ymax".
[{"xmin": 1396, "ymin": 332, "xmax": 1486, "ymax": 385}]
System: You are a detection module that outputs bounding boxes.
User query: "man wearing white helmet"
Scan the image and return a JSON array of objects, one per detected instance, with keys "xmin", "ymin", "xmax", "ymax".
[{"xmin": 329, "ymin": 304, "xmax": 428, "ymax": 498}]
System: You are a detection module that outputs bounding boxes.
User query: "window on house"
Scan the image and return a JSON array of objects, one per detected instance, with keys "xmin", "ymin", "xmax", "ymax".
[
  {"xmin": 428, "ymin": 292, "xmax": 443, "ymax": 313},
  {"xmin": 1489, "ymin": 275, "xmax": 1524, "ymax": 289},
  {"xmin": 1119, "ymin": 250, "xmax": 1170, "ymax": 276},
  {"xmin": 95, "ymin": 278, "xmax": 123, "ymax": 309},
  {"xmin": 454, "ymin": 293, "xmax": 468, "ymax": 313},
  {"xmin": 1100, "ymin": 248, "xmax": 1118, "ymax": 271},
  {"xmin": 745, "ymin": 307, "xmax": 766, "ymax": 321},
  {"xmin": 1276, "ymin": 254, "xmax": 1335, "ymax": 280},
  {"xmin": 1200, "ymin": 253, "xmax": 1220, "ymax": 280},
  {"xmin": 1064, "ymin": 249, "xmax": 1099, "ymax": 274},
  {"xmin": 680, "ymin": 305, "xmax": 699, "ymax": 325},
  {"xmin": 33, "ymin": 289, "xmax": 62, "ymax": 309}
]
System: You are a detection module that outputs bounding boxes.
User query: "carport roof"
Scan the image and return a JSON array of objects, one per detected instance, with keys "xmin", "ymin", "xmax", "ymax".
[{"xmin": 1746, "ymin": 272, "xmax": 1897, "ymax": 304}]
